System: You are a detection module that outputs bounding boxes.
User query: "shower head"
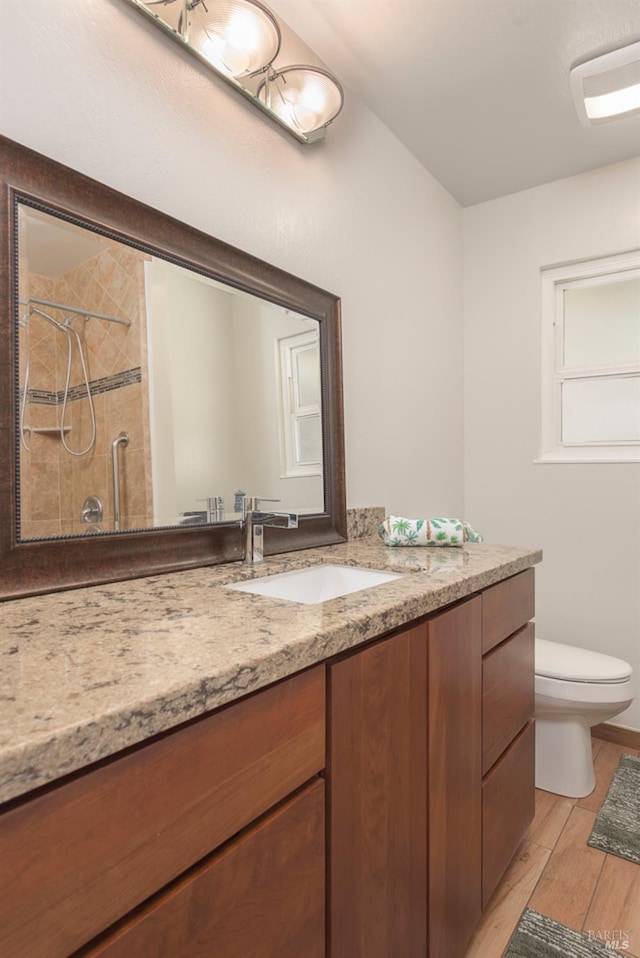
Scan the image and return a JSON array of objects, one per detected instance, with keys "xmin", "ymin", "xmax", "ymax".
[{"xmin": 30, "ymin": 306, "xmax": 68, "ymax": 333}]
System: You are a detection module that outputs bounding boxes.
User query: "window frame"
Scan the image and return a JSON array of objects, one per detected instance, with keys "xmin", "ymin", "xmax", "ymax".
[
  {"xmin": 277, "ymin": 329, "xmax": 323, "ymax": 479},
  {"xmin": 539, "ymin": 250, "xmax": 640, "ymax": 463}
]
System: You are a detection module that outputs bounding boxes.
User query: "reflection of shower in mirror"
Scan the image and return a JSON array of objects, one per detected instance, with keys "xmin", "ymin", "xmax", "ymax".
[
  {"xmin": 19, "ymin": 298, "xmax": 132, "ymax": 455},
  {"xmin": 17, "ymin": 203, "xmax": 141, "ymax": 539}
]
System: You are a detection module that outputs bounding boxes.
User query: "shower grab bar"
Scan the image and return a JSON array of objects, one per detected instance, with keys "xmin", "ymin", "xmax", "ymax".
[
  {"xmin": 111, "ymin": 432, "xmax": 129, "ymax": 531},
  {"xmin": 19, "ymin": 296, "xmax": 132, "ymax": 327},
  {"xmin": 19, "ymin": 356, "xmax": 31, "ymax": 451}
]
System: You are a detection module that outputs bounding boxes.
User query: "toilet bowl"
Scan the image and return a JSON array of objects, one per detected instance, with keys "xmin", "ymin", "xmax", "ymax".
[{"xmin": 535, "ymin": 638, "xmax": 634, "ymax": 798}]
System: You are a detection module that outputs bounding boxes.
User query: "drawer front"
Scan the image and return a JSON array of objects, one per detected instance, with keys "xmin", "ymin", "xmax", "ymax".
[
  {"xmin": 482, "ymin": 623, "xmax": 535, "ymax": 775},
  {"xmin": 482, "ymin": 720, "xmax": 535, "ymax": 909},
  {"xmin": 0, "ymin": 666, "xmax": 325, "ymax": 958},
  {"xmin": 85, "ymin": 779, "xmax": 326, "ymax": 958},
  {"xmin": 482, "ymin": 568, "xmax": 535, "ymax": 653}
]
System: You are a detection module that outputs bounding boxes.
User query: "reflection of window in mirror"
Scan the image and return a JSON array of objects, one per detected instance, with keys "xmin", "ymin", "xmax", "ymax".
[
  {"xmin": 278, "ymin": 331, "xmax": 322, "ymax": 478},
  {"xmin": 540, "ymin": 251, "xmax": 640, "ymax": 463}
]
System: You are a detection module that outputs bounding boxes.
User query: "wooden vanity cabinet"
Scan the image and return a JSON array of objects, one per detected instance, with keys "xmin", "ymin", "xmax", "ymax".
[
  {"xmin": 427, "ymin": 597, "xmax": 483, "ymax": 958},
  {"xmin": 0, "ymin": 666, "xmax": 325, "ymax": 958},
  {"xmin": 0, "ymin": 567, "xmax": 536, "ymax": 958},
  {"xmin": 481, "ymin": 570, "xmax": 535, "ymax": 908},
  {"xmin": 328, "ymin": 596, "xmax": 483, "ymax": 958},
  {"xmin": 328, "ymin": 621, "xmax": 430, "ymax": 958},
  {"xmin": 328, "ymin": 570, "xmax": 535, "ymax": 958}
]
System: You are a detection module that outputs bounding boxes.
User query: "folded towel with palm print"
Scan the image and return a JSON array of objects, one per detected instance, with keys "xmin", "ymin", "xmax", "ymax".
[{"xmin": 378, "ymin": 516, "xmax": 483, "ymax": 547}]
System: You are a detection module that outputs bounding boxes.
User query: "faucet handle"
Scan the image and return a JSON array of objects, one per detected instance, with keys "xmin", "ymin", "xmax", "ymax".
[{"xmin": 242, "ymin": 496, "xmax": 280, "ymax": 513}]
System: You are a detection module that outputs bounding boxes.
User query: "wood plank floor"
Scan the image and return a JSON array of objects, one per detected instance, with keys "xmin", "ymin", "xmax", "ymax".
[{"xmin": 465, "ymin": 738, "xmax": 640, "ymax": 958}]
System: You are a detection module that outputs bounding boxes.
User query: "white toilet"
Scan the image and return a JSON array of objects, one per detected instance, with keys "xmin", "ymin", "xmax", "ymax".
[{"xmin": 534, "ymin": 638, "xmax": 634, "ymax": 798}]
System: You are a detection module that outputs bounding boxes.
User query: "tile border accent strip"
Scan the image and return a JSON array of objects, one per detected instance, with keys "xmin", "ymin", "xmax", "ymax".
[{"xmin": 26, "ymin": 367, "xmax": 142, "ymax": 405}]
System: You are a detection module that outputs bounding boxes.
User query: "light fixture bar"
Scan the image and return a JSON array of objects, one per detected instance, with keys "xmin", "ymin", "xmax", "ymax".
[{"xmin": 122, "ymin": 0, "xmax": 343, "ymax": 143}]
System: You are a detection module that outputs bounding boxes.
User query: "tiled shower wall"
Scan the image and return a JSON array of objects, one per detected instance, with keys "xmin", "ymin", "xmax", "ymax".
[{"xmin": 19, "ymin": 243, "xmax": 153, "ymax": 538}]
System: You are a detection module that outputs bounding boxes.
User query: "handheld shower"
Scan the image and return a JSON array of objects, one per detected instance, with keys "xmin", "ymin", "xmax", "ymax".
[{"xmin": 27, "ymin": 306, "xmax": 97, "ymax": 456}]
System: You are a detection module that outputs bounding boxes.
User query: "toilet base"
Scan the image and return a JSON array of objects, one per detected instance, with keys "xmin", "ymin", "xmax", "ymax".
[{"xmin": 535, "ymin": 715, "xmax": 595, "ymax": 798}]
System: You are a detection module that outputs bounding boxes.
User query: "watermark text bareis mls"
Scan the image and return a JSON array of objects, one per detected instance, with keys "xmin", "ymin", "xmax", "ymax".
[{"xmin": 587, "ymin": 929, "xmax": 633, "ymax": 951}]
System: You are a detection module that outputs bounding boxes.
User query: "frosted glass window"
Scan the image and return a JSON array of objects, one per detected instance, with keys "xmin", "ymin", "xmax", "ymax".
[
  {"xmin": 294, "ymin": 343, "xmax": 320, "ymax": 407},
  {"xmin": 540, "ymin": 252, "xmax": 640, "ymax": 462},
  {"xmin": 278, "ymin": 330, "xmax": 322, "ymax": 476},
  {"xmin": 563, "ymin": 277, "xmax": 640, "ymax": 367},
  {"xmin": 295, "ymin": 414, "xmax": 322, "ymax": 464},
  {"xmin": 562, "ymin": 376, "xmax": 640, "ymax": 443}
]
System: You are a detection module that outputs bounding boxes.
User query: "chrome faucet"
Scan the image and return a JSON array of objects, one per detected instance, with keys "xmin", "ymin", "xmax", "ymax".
[{"xmin": 241, "ymin": 496, "xmax": 298, "ymax": 564}]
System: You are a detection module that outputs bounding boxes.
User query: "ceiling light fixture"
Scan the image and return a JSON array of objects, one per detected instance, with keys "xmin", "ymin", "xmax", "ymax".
[
  {"xmin": 125, "ymin": 0, "xmax": 344, "ymax": 143},
  {"xmin": 570, "ymin": 40, "xmax": 640, "ymax": 126}
]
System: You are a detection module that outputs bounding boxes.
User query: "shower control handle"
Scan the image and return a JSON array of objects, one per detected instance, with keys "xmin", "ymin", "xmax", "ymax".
[{"xmin": 81, "ymin": 495, "xmax": 103, "ymax": 524}]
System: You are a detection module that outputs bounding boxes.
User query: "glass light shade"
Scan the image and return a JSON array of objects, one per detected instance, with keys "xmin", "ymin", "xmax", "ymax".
[
  {"xmin": 258, "ymin": 65, "xmax": 344, "ymax": 134},
  {"xmin": 185, "ymin": 0, "xmax": 281, "ymax": 78}
]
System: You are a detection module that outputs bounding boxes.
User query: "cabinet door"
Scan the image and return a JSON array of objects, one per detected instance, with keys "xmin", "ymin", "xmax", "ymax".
[
  {"xmin": 427, "ymin": 597, "xmax": 482, "ymax": 958},
  {"xmin": 84, "ymin": 779, "xmax": 325, "ymax": 958},
  {"xmin": 329, "ymin": 624, "xmax": 428, "ymax": 958}
]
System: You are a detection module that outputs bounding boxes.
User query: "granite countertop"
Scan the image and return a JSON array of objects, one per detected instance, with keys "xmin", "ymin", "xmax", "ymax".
[{"xmin": 0, "ymin": 538, "xmax": 542, "ymax": 805}]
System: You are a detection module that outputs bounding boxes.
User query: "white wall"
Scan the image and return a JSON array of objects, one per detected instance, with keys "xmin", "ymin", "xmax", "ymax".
[
  {"xmin": 146, "ymin": 262, "xmax": 240, "ymax": 523},
  {"xmin": 464, "ymin": 158, "xmax": 640, "ymax": 731},
  {"xmin": 0, "ymin": 0, "xmax": 464, "ymax": 520}
]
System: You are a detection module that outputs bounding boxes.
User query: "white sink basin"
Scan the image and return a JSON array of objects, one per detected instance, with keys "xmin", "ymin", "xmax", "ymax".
[{"xmin": 226, "ymin": 564, "xmax": 403, "ymax": 605}]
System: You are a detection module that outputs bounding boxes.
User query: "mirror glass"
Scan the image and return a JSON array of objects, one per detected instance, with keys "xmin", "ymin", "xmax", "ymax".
[
  {"xmin": 1, "ymin": 134, "xmax": 345, "ymax": 599},
  {"xmin": 17, "ymin": 204, "xmax": 324, "ymax": 539}
]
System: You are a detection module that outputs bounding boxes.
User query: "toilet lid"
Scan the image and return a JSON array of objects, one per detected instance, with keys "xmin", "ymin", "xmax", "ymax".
[{"xmin": 535, "ymin": 638, "xmax": 632, "ymax": 682}]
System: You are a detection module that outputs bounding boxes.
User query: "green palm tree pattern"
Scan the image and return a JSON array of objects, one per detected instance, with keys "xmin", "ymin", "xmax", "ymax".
[
  {"xmin": 392, "ymin": 518, "xmax": 412, "ymax": 535},
  {"xmin": 378, "ymin": 516, "xmax": 483, "ymax": 548}
]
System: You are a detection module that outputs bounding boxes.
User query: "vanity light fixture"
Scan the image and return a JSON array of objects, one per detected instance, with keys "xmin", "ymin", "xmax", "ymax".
[
  {"xmin": 125, "ymin": 0, "xmax": 344, "ymax": 143},
  {"xmin": 570, "ymin": 40, "xmax": 640, "ymax": 126},
  {"xmin": 257, "ymin": 65, "xmax": 344, "ymax": 135},
  {"xmin": 179, "ymin": 0, "xmax": 281, "ymax": 78}
]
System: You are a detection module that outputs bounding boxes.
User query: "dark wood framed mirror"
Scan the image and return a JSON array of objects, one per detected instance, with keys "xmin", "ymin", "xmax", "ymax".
[{"xmin": 0, "ymin": 136, "xmax": 346, "ymax": 600}]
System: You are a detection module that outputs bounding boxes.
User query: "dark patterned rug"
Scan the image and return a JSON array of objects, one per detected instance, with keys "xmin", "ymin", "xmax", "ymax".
[
  {"xmin": 503, "ymin": 908, "xmax": 616, "ymax": 957},
  {"xmin": 587, "ymin": 753, "xmax": 640, "ymax": 865}
]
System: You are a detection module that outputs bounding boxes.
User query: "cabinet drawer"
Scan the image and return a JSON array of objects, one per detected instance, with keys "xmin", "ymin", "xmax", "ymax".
[
  {"xmin": 84, "ymin": 779, "xmax": 326, "ymax": 958},
  {"xmin": 483, "ymin": 623, "xmax": 534, "ymax": 774},
  {"xmin": 482, "ymin": 569, "xmax": 535, "ymax": 653},
  {"xmin": 0, "ymin": 666, "xmax": 325, "ymax": 958},
  {"xmin": 482, "ymin": 720, "xmax": 535, "ymax": 909}
]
